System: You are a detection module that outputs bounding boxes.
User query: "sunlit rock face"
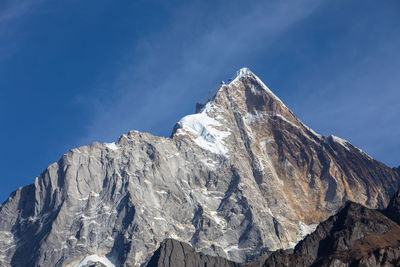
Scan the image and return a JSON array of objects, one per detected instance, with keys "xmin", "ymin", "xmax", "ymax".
[{"xmin": 0, "ymin": 68, "xmax": 399, "ymax": 267}]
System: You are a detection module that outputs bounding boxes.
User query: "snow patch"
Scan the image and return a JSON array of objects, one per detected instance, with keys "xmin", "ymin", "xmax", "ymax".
[
  {"xmin": 73, "ymin": 254, "xmax": 115, "ymax": 267},
  {"xmin": 197, "ymin": 68, "xmax": 249, "ymax": 108},
  {"xmin": 176, "ymin": 103, "xmax": 230, "ymax": 156},
  {"xmin": 236, "ymin": 67, "xmax": 253, "ymax": 77},
  {"xmin": 287, "ymin": 242, "xmax": 297, "ymax": 249},
  {"xmin": 224, "ymin": 245, "xmax": 239, "ymax": 253},
  {"xmin": 105, "ymin": 142, "xmax": 118, "ymax": 151},
  {"xmin": 330, "ymin": 135, "xmax": 350, "ymax": 151},
  {"xmin": 156, "ymin": 189, "xmax": 168, "ymax": 195},
  {"xmin": 231, "ymin": 68, "xmax": 287, "ymax": 108},
  {"xmin": 300, "ymin": 121, "xmax": 323, "ymax": 140},
  {"xmin": 357, "ymin": 148, "xmax": 373, "ymax": 160},
  {"xmin": 287, "ymin": 221, "xmax": 318, "ymax": 249},
  {"xmin": 209, "ymin": 211, "xmax": 226, "ymax": 227},
  {"xmin": 168, "ymin": 233, "xmax": 180, "ymax": 240},
  {"xmin": 245, "ymin": 111, "xmax": 299, "ymax": 130},
  {"xmin": 330, "ymin": 135, "xmax": 373, "ymax": 159},
  {"xmin": 199, "ymin": 68, "xmax": 287, "ymax": 111},
  {"xmin": 257, "ymin": 158, "xmax": 265, "ymax": 172},
  {"xmin": 154, "ymin": 217, "xmax": 167, "ymax": 222},
  {"xmin": 166, "ymin": 152, "xmax": 180, "ymax": 159},
  {"xmin": 250, "ymin": 84, "xmax": 265, "ymax": 96},
  {"xmin": 244, "ymin": 112, "xmax": 265, "ymax": 124},
  {"xmin": 265, "ymin": 207, "xmax": 274, "ymax": 217},
  {"xmin": 0, "ymin": 231, "xmax": 14, "ymax": 246},
  {"xmin": 274, "ymin": 114, "xmax": 299, "ymax": 129},
  {"xmin": 296, "ymin": 221, "xmax": 318, "ymax": 242}
]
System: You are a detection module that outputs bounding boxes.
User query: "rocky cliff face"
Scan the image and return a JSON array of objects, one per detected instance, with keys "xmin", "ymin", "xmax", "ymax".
[{"xmin": 0, "ymin": 68, "xmax": 399, "ymax": 267}]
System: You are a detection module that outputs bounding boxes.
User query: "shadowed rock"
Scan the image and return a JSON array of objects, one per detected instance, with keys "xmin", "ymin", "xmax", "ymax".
[{"xmin": 147, "ymin": 239, "xmax": 239, "ymax": 267}]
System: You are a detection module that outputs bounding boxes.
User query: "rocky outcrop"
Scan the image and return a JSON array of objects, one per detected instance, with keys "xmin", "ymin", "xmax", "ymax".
[
  {"xmin": 0, "ymin": 68, "xmax": 399, "ymax": 267},
  {"xmin": 146, "ymin": 239, "xmax": 239, "ymax": 267}
]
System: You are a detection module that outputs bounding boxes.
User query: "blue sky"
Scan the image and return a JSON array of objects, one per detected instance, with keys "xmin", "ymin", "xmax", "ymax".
[{"xmin": 1, "ymin": 0, "xmax": 399, "ymax": 202}]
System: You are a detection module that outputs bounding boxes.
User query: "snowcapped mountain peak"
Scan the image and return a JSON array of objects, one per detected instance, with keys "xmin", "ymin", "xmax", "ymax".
[
  {"xmin": 197, "ymin": 67, "xmax": 256, "ymax": 109},
  {"xmin": 1, "ymin": 68, "xmax": 399, "ymax": 267},
  {"xmin": 235, "ymin": 67, "xmax": 254, "ymax": 78},
  {"xmin": 197, "ymin": 68, "xmax": 281, "ymax": 112}
]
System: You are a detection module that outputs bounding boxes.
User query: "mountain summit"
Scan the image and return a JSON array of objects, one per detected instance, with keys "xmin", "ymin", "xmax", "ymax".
[{"xmin": 0, "ymin": 68, "xmax": 399, "ymax": 267}]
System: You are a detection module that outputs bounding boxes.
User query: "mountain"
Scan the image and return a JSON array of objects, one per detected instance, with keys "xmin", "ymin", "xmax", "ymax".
[
  {"xmin": 0, "ymin": 68, "xmax": 399, "ymax": 267},
  {"xmin": 147, "ymin": 192, "xmax": 400, "ymax": 267}
]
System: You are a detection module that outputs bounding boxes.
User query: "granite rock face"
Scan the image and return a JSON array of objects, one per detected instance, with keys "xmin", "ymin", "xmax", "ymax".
[{"xmin": 0, "ymin": 68, "xmax": 399, "ymax": 267}]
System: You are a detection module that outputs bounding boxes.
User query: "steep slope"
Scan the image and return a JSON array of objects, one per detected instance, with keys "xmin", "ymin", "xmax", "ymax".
[{"xmin": 0, "ymin": 68, "xmax": 398, "ymax": 267}]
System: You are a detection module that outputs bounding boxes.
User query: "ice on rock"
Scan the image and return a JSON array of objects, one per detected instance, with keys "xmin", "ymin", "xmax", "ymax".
[
  {"xmin": 274, "ymin": 114, "xmax": 299, "ymax": 129},
  {"xmin": 236, "ymin": 67, "xmax": 254, "ymax": 77},
  {"xmin": 231, "ymin": 68, "xmax": 288, "ymax": 108},
  {"xmin": 296, "ymin": 222, "xmax": 318, "ymax": 242},
  {"xmin": 330, "ymin": 135, "xmax": 373, "ymax": 158},
  {"xmin": 299, "ymin": 121, "xmax": 323, "ymax": 140},
  {"xmin": 287, "ymin": 221, "xmax": 318, "ymax": 249},
  {"xmin": 199, "ymin": 67, "xmax": 283, "ymax": 110},
  {"xmin": 176, "ymin": 103, "xmax": 230, "ymax": 156},
  {"xmin": 330, "ymin": 135, "xmax": 351, "ymax": 151},
  {"xmin": 105, "ymin": 142, "xmax": 119, "ymax": 151},
  {"xmin": 73, "ymin": 254, "xmax": 115, "ymax": 267}
]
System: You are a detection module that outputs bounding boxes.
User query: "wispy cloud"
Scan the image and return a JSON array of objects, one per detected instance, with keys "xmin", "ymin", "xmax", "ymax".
[
  {"xmin": 77, "ymin": 0, "xmax": 322, "ymax": 145},
  {"xmin": 0, "ymin": 1, "xmax": 43, "ymax": 62}
]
